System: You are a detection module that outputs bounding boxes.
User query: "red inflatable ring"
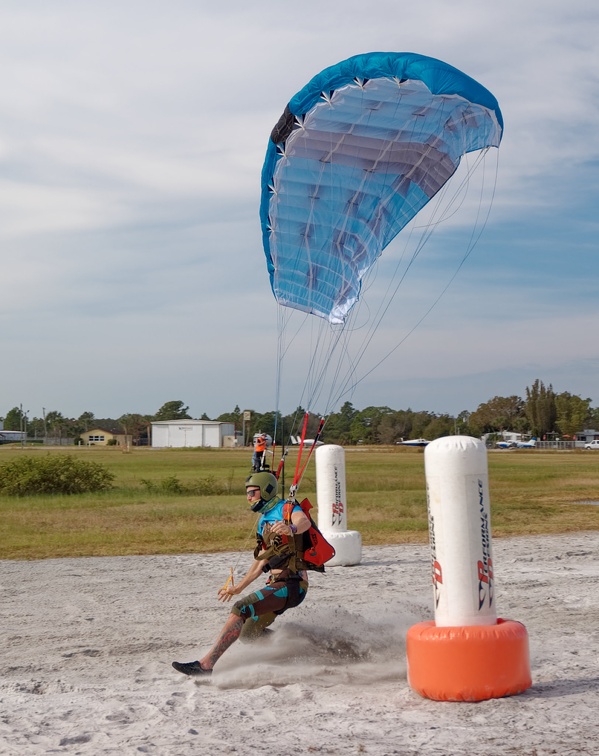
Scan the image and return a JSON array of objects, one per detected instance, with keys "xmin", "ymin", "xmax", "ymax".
[{"xmin": 406, "ymin": 618, "xmax": 532, "ymax": 702}]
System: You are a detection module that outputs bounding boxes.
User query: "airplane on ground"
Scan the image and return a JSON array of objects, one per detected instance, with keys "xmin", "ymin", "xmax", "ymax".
[
  {"xmin": 288, "ymin": 435, "xmax": 324, "ymax": 447},
  {"xmin": 515, "ymin": 437, "xmax": 537, "ymax": 448},
  {"xmin": 496, "ymin": 437, "xmax": 537, "ymax": 449}
]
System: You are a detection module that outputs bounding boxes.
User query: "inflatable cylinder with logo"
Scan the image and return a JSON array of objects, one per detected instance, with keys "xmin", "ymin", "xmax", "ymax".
[
  {"xmin": 315, "ymin": 444, "xmax": 361, "ymax": 566},
  {"xmin": 406, "ymin": 436, "xmax": 531, "ymax": 701}
]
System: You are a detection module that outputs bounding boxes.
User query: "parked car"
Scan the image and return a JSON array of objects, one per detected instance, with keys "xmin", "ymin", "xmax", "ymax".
[{"xmin": 584, "ymin": 440, "xmax": 599, "ymax": 450}]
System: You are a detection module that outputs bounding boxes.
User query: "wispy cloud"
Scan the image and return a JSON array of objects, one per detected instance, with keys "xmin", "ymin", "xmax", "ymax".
[{"xmin": 1, "ymin": 1, "xmax": 597, "ymax": 419}]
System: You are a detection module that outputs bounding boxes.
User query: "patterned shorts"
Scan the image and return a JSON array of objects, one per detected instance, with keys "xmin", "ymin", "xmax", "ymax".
[{"xmin": 232, "ymin": 575, "xmax": 308, "ymax": 624}]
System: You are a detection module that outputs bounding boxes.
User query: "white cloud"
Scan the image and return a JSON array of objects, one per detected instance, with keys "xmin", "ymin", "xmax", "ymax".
[{"xmin": 1, "ymin": 0, "xmax": 598, "ymax": 419}]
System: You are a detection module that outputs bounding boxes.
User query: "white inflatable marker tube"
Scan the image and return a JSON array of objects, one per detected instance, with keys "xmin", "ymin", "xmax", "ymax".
[
  {"xmin": 315, "ymin": 444, "xmax": 362, "ymax": 566},
  {"xmin": 424, "ymin": 435, "xmax": 496, "ymax": 627},
  {"xmin": 407, "ymin": 435, "xmax": 531, "ymax": 701}
]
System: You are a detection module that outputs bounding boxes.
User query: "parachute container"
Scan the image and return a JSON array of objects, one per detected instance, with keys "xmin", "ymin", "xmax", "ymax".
[{"xmin": 260, "ymin": 52, "xmax": 503, "ymax": 324}]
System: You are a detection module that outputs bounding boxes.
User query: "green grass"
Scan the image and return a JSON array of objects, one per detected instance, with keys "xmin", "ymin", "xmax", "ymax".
[{"xmin": 1, "ymin": 445, "xmax": 598, "ymax": 560}]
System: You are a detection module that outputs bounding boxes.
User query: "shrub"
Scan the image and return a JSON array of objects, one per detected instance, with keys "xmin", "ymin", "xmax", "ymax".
[
  {"xmin": 0, "ymin": 454, "xmax": 115, "ymax": 496},
  {"xmin": 139, "ymin": 475, "xmax": 225, "ymax": 496}
]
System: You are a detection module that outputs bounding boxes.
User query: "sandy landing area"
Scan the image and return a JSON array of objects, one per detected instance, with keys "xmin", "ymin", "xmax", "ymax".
[{"xmin": 1, "ymin": 531, "xmax": 598, "ymax": 755}]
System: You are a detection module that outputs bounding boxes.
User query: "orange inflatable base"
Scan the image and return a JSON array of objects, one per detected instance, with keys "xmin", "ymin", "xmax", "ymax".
[{"xmin": 406, "ymin": 618, "xmax": 532, "ymax": 702}]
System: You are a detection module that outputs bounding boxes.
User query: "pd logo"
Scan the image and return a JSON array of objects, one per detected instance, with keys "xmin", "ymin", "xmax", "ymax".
[
  {"xmin": 331, "ymin": 500, "xmax": 344, "ymax": 527},
  {"xmin": 432, "ymin": 559, "xmax": 443, "ymax": 609}
]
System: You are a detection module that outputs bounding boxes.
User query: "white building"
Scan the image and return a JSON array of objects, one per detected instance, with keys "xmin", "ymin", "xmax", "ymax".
[
  {"xmin": 0, "ymin": 429, "xmax": 26, "ymax": 444},
  {"xmin": 151, "ymin": 420, "xmax": 236, "ymax": 448}
]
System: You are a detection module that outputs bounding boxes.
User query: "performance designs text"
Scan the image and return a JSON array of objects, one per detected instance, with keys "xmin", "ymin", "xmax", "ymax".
[{"xmin": 477, "ymin": 479, "xmax": 493, "ymax": 610}]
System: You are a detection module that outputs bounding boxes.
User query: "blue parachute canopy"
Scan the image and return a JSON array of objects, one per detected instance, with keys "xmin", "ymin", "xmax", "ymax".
[{"xmin": 260, "ymin": 52, "xmax": 503, "ymax": 324}]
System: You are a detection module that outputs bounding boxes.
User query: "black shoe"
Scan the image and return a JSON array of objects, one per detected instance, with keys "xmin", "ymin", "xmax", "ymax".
[{"xmin": 172, "ymin": 660, "xmax": 212, "ymax": 676}]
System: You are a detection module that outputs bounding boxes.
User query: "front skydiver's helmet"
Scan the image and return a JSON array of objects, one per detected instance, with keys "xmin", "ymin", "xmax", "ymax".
[{"xmin": 245, "ymin": 471, "xmax": 278, "ymax": 512}]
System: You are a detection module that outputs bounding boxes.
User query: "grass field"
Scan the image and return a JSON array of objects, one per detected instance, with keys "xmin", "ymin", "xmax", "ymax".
[{"xmin": 1, "ymin": 444, "xmax": 598, "ymax": 560}]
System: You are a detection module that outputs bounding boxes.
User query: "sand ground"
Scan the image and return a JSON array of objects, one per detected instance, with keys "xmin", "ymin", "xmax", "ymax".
[{"xmin": 1, "ymin": 532, "xmax": 598, "ymax": 755}]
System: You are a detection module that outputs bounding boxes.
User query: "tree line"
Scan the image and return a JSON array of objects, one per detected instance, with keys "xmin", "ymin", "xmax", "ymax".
[{"xmin": 2, "ymin": 380, "xmax": 598, "ymax": 446}]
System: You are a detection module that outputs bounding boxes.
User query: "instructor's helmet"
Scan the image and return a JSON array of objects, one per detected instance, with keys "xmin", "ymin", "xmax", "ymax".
[{"xmin": 245, "ymin": 471, "xmax": 278, "ymax": 512}]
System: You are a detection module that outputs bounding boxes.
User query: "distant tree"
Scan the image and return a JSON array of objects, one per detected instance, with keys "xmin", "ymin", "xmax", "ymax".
[
  {"xmin": 251, "ymin": 410, "xmax": 287, "ymax": 445},
  {"xmin": 392, "ymin": 409, "xmax": 415, "ymax": 439},
  {"xmin": 525, "ymin": 380, "xmax": 557, "ymax": 437},
  {"xmin": 216, "ymin": 406, "xmax": 241, "ymax": 424},
  {"xmin": 45, "ymin": 411, "xmax": 69, "ymax": 439},
  {"xmin": 375, "ymin": 408, "xmax": 421, "ymax": 444},
  {"xmin": 154, "ymin": 401, "xmax": 191, "ymax": 421},
  {"xmin": 78, "ymin": 411, "xmax": 95, "ymax": 431},
  {"xmin": 449, "ymin": 410, "xmax": 474, "ymax": 436},
  {"xmin": 554, "ymin": 393, "xmax": 592, "ymax": 437},
  {"xmin": 323, "ymin": 402, "xmax": 357, "ymax": 444},
  {"xmin": 26, "ymin": 416, "xmax": 46, "ymax": 439},
  {"xmin": 468, "ymin": 396, "xmax": 526, "ymax": 436},
  {"xmin": 345, "ymin": 406, "xmax": 390, "ymax": 444},
  {"xmin": 3, "ymin": 406, "xmax": 25, "ymax": 431},
  {"xmin": 422, "ymin": 414, "xmax": 455, "ymax": 440},
  {"xmin": 339, "ymin": 401, "xmax": 356, "ymax": 422},
  {"xmin": 119, "ymin": 413, "xmax": 152, "ymax": 445},
  {"xmin": 376, "ymin": 413, "xmax": 400, "ymax": 444},
  {"xmin": 349, "ymin": 416, "xmax": 370, "ymax": 444},
  {"xmin": 278, "ymin": 407, "xmax": 322, "ymax": 444},
  {"xmin": 589, "ymin": 406, "xmax": 599, "ymax": 429},
  {"xmin": 284, "ymin": 406, "xmax": 308, "ymax": 436},
  {"xmin": 409, "ymin": 411, "xmax": 437, "ymax": 439}
]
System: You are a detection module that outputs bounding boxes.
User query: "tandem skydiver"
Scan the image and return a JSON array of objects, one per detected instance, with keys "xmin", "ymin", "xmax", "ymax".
[{"xmin": 172, "ymin": 471, "xmax": 311, "ymax": 676}]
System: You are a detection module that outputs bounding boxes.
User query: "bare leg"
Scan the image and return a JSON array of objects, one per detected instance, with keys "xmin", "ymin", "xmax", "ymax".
[{"xmin": 199, "ymin": 613, "xmax": 244, "ymax": 670}]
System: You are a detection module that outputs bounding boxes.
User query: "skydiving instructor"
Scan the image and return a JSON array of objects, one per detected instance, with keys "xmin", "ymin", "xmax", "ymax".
[{"xmin": 172, "ymin": 472, "xmax": 311, "ymax": 676}]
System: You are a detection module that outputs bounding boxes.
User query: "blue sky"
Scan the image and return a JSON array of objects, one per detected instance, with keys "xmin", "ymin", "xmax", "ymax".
[{"xmin": 1, "ymin": 0, "xmax": 598, "ymax": 422}]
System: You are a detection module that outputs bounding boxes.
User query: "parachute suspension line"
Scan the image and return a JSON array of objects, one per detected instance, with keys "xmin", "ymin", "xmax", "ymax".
[
  {"xmin": 283, "ymin": 314, "xmax": 325, "ymax": 418},
  {"xmin": 319, "ymin": 284, "xmax": 379, "ymax": 416},
  {"xmin": 304, "ymin": 321, "xmax": 347, "ymax": 411},
  {"xmin": 281, "ymin": 310, "xmax": 347, "ymax": 423},
  {"xmin": 292, "ymin": 412, "xmax": 309, "ymax": 488},
  {"xmin": 289, "ymin": 412, "xmax": 326, "ymax": 499},
  {"xmin": 333, "ymin": 150, "xmax": 501, "ymax": 401},
  {"xmin": 322, "ymin": 323, "xmax": 358, "ymax": 416},
  {"xmin": 327, "ymin": 113, "xmax": 452, "ymax": 381},
  {"xmin": 274, "ymin": 310, "xmax": 284, "ymax": 450},
  {"xmin": 274, "ymin": 306, "xmax": 333, "ymax": 456},
  {"xmin": 273, "ymin": 304, "xmax": 291, "ymax": 469},
  {"xmin": 274, "ymin": 305, "xmax": 313, "ymax": 468},
  {"xmin": 323, "ymin": 147, "xmax": 499, "ymax": 410},
  {"xmin": 460, "ymin": 148, "xmax": 501, "ymax": 259},
  {"xmin": 327, "ymin": 221, "xmax": 429, "ymax": 408}
]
